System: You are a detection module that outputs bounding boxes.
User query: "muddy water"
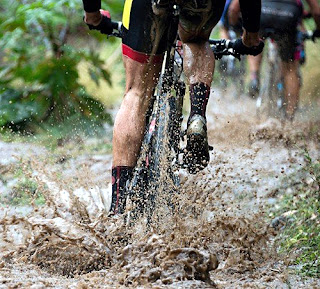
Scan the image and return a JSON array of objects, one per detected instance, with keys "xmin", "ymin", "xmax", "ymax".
[{"xmin": 1, "ymin": 88, "xmax": 320, "ymax": 288}]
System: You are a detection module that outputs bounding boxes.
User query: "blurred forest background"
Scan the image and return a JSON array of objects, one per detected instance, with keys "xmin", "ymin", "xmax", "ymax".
[
  {"xmin": 0, "ymin": 0, "xmax": 319, "ymax": 143},
  {"xmin": 0, "ymin": 0, "xmax": 123, "ymax": 142}
]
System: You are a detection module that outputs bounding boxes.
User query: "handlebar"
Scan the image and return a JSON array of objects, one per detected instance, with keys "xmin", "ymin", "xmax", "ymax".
[
  {"xmin": 109, "ymin": 21, "xmax": 242, "ymax": 60},
  {"xmin": 209, "ymin": 39, "xmax": 241, "ymax": 60}
]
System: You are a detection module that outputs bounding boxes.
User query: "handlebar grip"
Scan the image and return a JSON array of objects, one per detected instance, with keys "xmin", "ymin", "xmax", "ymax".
[
  {"xmin": 210, "ymin": 39, "xmax": 232, "ymax": 47},
  {"xmin": 209, "ymin": 39, "xmax": 234, "ymax": 49}
]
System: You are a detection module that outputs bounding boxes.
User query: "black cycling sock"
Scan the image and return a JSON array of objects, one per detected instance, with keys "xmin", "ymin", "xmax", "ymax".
[
  {"xmin": 110, "ymin": 166, "xmax": 133, "ymax": 214},
  {"xmin": 189, "ymin": 82, "xmax": 210, "ymax": 123}
]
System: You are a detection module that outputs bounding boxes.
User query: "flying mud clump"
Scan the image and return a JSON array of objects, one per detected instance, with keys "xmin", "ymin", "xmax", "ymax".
[{"xmin": 115, "ymin": 234, "xmax": 218, "ymax": 286}]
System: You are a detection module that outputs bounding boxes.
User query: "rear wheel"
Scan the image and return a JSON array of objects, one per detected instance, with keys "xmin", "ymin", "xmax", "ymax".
[
  {"xmin": 145, "ymin": 80, "xmax": 185, "ymax": 222},
  {"xmin": 127, "ymin": 74, "xmax": 184, "ymax": 224}
]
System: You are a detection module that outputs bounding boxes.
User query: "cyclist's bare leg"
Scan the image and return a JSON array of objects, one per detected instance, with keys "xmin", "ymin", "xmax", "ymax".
[
  {"xmin": 113, "ymin": 57, "xmax": 162, "ymax": 167},
  {"xmin": 109, "ymin": 0, "xmax": 169, "ymax": 214},
  {"xmin": 281, "ymin": 60, "xmax": 300, "ymax": 120},
  {"xmin": 179, "ymin": 30, "xmax": 214, "ymax": 87},
  {"xmin": 109, "ymin": 58, "xmax": 161, "ymax": 214}
]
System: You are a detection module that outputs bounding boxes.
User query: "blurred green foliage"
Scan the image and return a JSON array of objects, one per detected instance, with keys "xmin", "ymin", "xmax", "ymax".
[{"xmin": 0, "ymin": 0, "xmax": 121, "ymax": 133}]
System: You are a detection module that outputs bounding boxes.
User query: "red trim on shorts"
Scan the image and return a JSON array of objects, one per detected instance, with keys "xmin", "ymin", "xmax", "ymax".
[{"xmin": 122, "ymin": 44, "xmax": 163, "ymax": 64}]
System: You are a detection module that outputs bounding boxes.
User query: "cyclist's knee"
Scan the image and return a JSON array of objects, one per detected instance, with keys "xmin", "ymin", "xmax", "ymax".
[{"xmin": 124, "ymin": 86, "xmax": 152, "ymax": 111}]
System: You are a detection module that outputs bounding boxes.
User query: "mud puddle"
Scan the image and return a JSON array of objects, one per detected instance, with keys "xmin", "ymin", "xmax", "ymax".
[{"xmin": 1, "ymin": 88, "xmax": 320, "ymax": 288}]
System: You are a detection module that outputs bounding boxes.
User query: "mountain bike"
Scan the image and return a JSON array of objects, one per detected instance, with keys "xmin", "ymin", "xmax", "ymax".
[
  {"xmin": 109, "ymin": 5, "xmax": 243, "ymax": 224},
  {"xmin": 256, "ymin": 30, "xmax": 313, "ymax": 120}
]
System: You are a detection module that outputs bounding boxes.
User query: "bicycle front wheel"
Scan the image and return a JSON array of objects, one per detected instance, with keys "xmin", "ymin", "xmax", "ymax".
[{"xmin": 146, "ymin": 83, "xmax": 184, "ymax": 221}]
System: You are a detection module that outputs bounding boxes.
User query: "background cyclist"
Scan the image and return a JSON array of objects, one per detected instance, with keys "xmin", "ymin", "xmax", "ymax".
[
  {"xmin": 82, "ymin": 0, "xmax": 264, "ymax": 215},
  {"xmin": 246, "ymin": 0, "xmax": 320, "ymax": 119}
]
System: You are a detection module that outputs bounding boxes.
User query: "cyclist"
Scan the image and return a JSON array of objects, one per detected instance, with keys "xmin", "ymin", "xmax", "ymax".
[
  {"xmin": 82, "ymin": 0, "xmax": 264, "ymax": 215},
  {"xmin": 244, "ymin": 0, "xmax": 320, "ymax": 117}
]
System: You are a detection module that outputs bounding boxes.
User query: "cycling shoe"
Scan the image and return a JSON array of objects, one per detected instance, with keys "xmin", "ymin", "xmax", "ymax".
[{"xmin": 183, "ymin": 114, "xmax": 210, "ymax": 174}]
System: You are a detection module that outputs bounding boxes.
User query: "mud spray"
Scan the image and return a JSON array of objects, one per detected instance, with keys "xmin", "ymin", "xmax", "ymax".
[{"xmin": 1, "ymin": 89, "xmax": 320, "ymax": 288}]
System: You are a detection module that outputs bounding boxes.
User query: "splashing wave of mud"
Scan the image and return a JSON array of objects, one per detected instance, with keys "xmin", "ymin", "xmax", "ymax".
[{"xmin": 0, "ymin": 169, "xmax": 272, "ymax": 287}]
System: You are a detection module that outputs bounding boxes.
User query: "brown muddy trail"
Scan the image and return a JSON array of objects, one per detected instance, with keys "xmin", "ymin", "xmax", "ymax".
[{"xmin": 1, "ymin": 88, "xmax": 320, "ymax": 288}]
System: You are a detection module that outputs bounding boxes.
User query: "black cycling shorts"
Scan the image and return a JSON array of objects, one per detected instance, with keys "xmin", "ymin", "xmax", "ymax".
[
  {"xmin": 260, "ymin": 0, "xmax": 303, "ymax": 62},
  {"xmin": 122, "ymin": 0, "xmax": 226, "ymax": 63}
]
